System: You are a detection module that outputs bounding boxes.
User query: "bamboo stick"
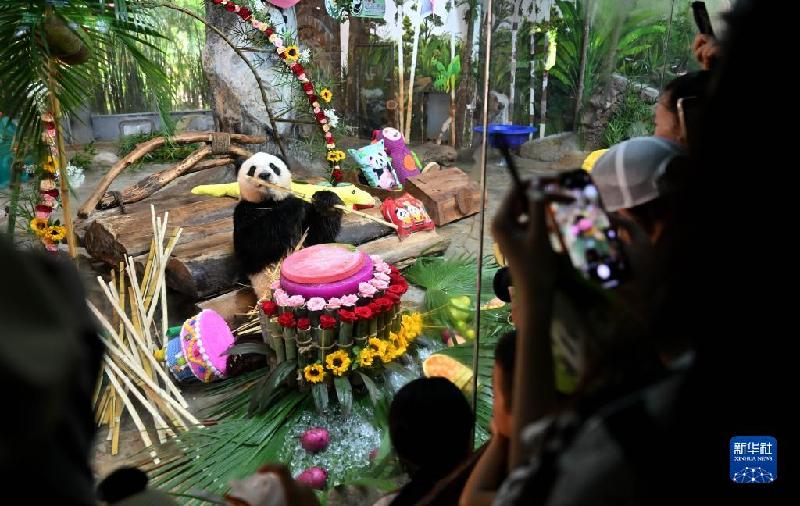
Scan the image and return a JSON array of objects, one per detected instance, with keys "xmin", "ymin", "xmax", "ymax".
[
  {"xmin": 106, "ymin": 357, "xmax": 174, "ymax": 443},
  {"xmin": 244, "ymin": 176, "xmax": 398, "ymax": 230},
  {"xmin": 104, "ymin": 363, "xmax": 159, "ymax": 463},
  {"xmin": 93, "ymin": 282, "xmax": 187, "ymax": 406}
]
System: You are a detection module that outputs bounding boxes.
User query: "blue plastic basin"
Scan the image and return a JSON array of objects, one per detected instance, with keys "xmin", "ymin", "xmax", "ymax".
[{"xmin": 473, "ymin": 124, "xmax": 537, "ymax": 148}]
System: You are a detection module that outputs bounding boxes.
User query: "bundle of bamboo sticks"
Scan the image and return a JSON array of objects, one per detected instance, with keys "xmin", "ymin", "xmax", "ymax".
[{"xmin": 91, "ymin": 207, "xmax": 199, "ymax": 463}]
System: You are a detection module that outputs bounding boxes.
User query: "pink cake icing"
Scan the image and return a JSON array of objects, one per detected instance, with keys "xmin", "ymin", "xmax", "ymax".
[
  {"xmin": 280, "ymin": 253, "xmax": 374, "ymax": 299},
  {"xmin": 179, "ymin": 309, "xmax": 234, "ymax": 382},
  {"xmin": 281, "ymin": 244, "xmax": 367, "ymax": 284}
]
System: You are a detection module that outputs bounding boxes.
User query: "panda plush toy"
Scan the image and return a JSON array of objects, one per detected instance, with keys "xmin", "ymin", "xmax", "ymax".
[{"xmin": 234, "ymin": 152, "xmax": 344, "ymax": 297}]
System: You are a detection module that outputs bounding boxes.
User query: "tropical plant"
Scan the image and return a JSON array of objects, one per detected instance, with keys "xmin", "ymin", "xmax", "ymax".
[
  {"xmin": 549, "ymin": 0, "xmax": 665, "ymax": 123},
  {"xmin": 0, "ymin": 0, "xmax": 173, "ymax": 157},
  {"xmin": 602, "ymin": 84, "xmax": 655, "ymax": 147}
]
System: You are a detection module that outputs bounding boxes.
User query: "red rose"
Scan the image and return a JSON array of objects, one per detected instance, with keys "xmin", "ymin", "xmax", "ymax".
[
  {"xmin": 332, "ymin": 169, "xmax": 343, "ymax": 183},
  {"xmin": 354, "ymin": 306, "xmax": 373, "ymax": 320},
  {"xmin": 385, "ymin": 291, "xmax": 401, "ymax": 304},
  {"xmin": 225, "ymin": 3, "xmax": 236, "ymax": 12},
  {"xmin": 325, "ymin": 132, "xmax": 334, "ymax": 142},
  {"xmin": 238, "ymin": 7, "xmax": 251, "ymax": 19},
  {"xmin": 302, "ymin": 82, "xmax": 313, "ymax": 92},
  {"xmin": 213, "ymin": 0, "xmax": 223, "ymax": 4},
  {"xmin": 375, "ymin": 297, "xmax": 393, "ymax": 312},
  {"xmin": 277, "ymin": 312, "xmax": 296, "ymax": 328},
  {"xmin": 389, "ymin": 265, "xmax": 399, "ymax": 275},
  {"xmin": 278, "ymin": 50, "xmax": 287, "ymax": 60},
  {"xmin": 297, "ymin": 318, "xmax": 311, "ymax": 331},
  {"xmin": 368, "ymin": 301, "xmax": 382, "ymax": 314},
  {"xmin": 42, "ymin": 189, "xmax": 59, "ymax": 199},
  {"xmin": 315, "ymin": 111, "xmax": 326, "ymax": 122},
  {"xmin": 35, "ymin": 204, "xmax": 53, "ymax": 214},
  {"xmin": 260, "ymin": 300, "xmax": 278, "ymax": 317},
  {"xmin": 291, "ymin": 63, "xmax": 305, "ymax": 76},
  {"xmin": 319, "ymin": 314, "xmax": 337, "ymax": 330},
  {"xmin": 338, "ymin": 309, "xmax": 357, "ymax": 323},
  {"xmin": 265, "ymin": 27, "xmax": 275, "ymax": 37},
  {"xmin": 387, "ymin": 284, "xmax": 406, "ymax": 296}
]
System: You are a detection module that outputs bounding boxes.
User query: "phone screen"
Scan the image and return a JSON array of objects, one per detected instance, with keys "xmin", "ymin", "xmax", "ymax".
[{"xmin": 547, "ymin": 171, "xmax": 627, "ymax": 289}]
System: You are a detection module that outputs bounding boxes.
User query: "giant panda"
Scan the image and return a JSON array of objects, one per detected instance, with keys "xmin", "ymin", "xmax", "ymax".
[{"xmin": 233, "ymin": 152, "xmax": 344, "ymax": 296}]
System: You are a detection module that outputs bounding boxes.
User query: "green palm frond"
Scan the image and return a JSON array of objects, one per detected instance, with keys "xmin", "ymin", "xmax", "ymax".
[{"xmin": 0, "ymin": 0, "xmax": 173, "ymax": 162}]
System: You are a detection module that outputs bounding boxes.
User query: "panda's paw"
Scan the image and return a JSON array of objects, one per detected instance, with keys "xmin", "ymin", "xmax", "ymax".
[{"xmin": 312, "ymin": 190, "xmax": 344, "ymax": 213}]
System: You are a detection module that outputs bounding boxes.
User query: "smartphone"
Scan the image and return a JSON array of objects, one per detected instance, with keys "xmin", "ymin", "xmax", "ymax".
[
  {"xmin": 677, "ymin": 96, "xmax": 702, "ymax": 149},
  {"xmin": 691, "ymin": 1, "xmax": 715, "ymax": 37},
  {"xmin": 546, "ymin": 169, "xmax": 627, "ymax": 289}
]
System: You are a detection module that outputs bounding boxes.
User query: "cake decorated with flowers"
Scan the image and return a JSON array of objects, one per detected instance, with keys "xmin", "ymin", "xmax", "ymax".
[{"xmin": 258, "ymin": 243, "xmax": 420, "ymax": 388}]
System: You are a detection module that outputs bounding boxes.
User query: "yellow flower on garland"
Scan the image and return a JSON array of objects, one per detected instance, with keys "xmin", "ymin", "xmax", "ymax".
[
  {"xmin": 326, "ymin": 150, "xmax": 345, "ymax": 163},
  {"xmin": 303, "ymin": 363, "xmax": 326, "ymax": 384},
  {"xmin": 358, "ymin": 347, "xmax": 377, "ymax": 367},
  {"xmin": 319, "ymin": 88, "xmax": 333, "ymax": 103},
  {"xmin": 284, "ymin": 45, "xmax": 300, "ymax": 62},
  {"xmin": 325, "ymin": 350, "xmax": 351, "ymax": 376},
  {"xmin": 45, "ymin": 225, "xmax": 66, "ymax": 242},
  {"xmin": 42, "ymin": 156, "xmax": 57, "ymax": 174},
  {"xmin": 30, "ymin": 217, "xmax": 49, "ymax": 236}
]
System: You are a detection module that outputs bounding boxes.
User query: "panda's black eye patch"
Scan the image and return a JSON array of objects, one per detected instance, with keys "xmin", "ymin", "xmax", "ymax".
[
  {"xmin": 247, "ymin": 166, "xmax": 256, "ymax": 177},
  {"xmin": 269, "ymin": 163, "xmax": 281, "ymax": 176}
]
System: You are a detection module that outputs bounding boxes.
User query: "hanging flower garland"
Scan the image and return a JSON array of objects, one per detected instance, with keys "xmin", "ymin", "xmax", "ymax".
[
  {"xmin": 211, "ymin": 0, "xmax": 345, "ymax": 184},
  {"xmin": 28, "ymin": 112, "xmax": 64, "ymax": 252}
]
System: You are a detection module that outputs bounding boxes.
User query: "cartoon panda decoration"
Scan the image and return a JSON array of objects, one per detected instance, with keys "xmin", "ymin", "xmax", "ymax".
[{"xmin": 233, "ymin": 152, "xmax": 344, "ymax": 297}]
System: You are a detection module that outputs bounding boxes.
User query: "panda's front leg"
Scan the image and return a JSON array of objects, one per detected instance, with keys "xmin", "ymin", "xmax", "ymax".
[{"xmin": 305, "ymin": 191, "xmax": 345, "ymax": 245}]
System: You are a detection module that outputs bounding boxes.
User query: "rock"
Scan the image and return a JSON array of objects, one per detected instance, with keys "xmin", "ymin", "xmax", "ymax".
[
  {"xmin": 92, "ymin": 151, "xmax": 120, "ymax": 167},
  {"xmin": 413, "ymin": 142, "xmax": 458, "ymax": 165},
  {"xmin": 520, "ymin": 132, "xmax": 579, "ymax": 162},
  {"xmin": 203, "ymin": 3, "xmax": 296, "ymax": 152},
  {"xmin": 175, "ymin": 114, "xmax": 214, "ymax": 132}
]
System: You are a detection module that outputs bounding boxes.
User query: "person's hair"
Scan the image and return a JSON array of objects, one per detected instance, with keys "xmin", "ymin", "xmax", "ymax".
[
  {"xmin": 661, "ymin": 70, "xmax": 711, "ymax": 112},
  {"xmin": 494, "ymin": 330, "xmax": 516, "ymax": 409},
  {"xmin": 389, "ymin": 377, "xmax": 474, "ymax": 478}
]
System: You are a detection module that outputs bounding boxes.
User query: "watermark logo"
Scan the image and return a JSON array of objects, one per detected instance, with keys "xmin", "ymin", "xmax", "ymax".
[{"xmin": 730, "ymin": 436, "xmax": 777, "ymax": 483}]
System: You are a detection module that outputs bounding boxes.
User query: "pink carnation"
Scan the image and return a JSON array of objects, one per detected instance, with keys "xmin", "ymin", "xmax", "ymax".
[
  {"xmin": 326, "ymin": 297, "xmax": 342, "ymax": 310},
  {"xmin": 370, "ymin": 279, "xmax": 389, "ymax": 290},
  {"xmin": 274, "ymin": 289, "xmax": 290, "ymax": 307},
  {"xmin": 287, "ymin": 295, "xmax": 306, "ymax": 308},
  {"xmin": 307, "ymin": 297, "xmax": 326, "ymax": 312},
  {"xmin": 374, "ymin": 272, "xmax": 391, "ymax": 282},
  {"xmin": 375, "ymin": 262, "xmax": 391, "ymax": 274},
  {"xmin": 359, "ymin": 282, "xmax": 377, "ymax": 298},
  {"xmin": 340, "ymin": 294, "xmax": 359, "ymax": 307}
]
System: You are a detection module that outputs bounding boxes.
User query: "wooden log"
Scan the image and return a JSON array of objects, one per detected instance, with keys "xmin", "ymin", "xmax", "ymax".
[
  {"xmin": 78, "ymin": 132, "xmax": 264, "ymax": 218},
  {"xmin": 355, "ymin": 230, "xmax": 450, "ymax": 268},
  {"xmin": 96, "ymin": 153, "xmax": 232, "ymax": 210}
]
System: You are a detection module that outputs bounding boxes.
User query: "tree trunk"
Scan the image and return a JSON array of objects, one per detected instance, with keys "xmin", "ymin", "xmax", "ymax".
[
  {"xmin": 455, "ymin": 2, "xmax": 476, "ymax": 148},
  {"xmin": 573, "ymin": 0, "xmax": 592, "ymax": 132},
  {"xmin": 404, "ymin": 6, "xmax": 423, "ymax": 141},
  {"xmin": 529, "ymin": 29, "xmax": 536, "ymax": 136},
  {"xmin": 508, "ymin": 0, "xmax": 522, "ymax": 123}
]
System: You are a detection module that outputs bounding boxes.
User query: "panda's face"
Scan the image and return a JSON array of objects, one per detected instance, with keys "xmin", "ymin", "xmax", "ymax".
[
  {"xmin": 382, "ymin": 127, "xmax": 403, "ymax": 142},
  {"xmin": 237, "ymin": 152, "xmax": 292, "ymax": 202}
]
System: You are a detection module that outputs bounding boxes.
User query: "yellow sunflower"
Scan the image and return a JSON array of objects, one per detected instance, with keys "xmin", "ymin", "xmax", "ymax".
[
  {"xmin": 284, "ymin": 45, "xmax": 300, "ymax": 62},
  {"xmin": 381, "ymin": 342, "xmax": 398, "ymax": 363},
  {"xmin": 390, "ymin": 331, "xmax": 407, "ymax": 350},
  {"xmin": 319, "ymin": 88, "xmax": 333, "ymax": 103},
  {"xmin": 30, "ymin": 217, "xmax": 49, "ymax": 236},
  {"xmin": 325, "ymin": 350, "xmax": 351, "ymax": 376},
  {"xmin": 303, "ymin": 363, "xmax": 326, "ymax": 384},
  {"xmin": 326, "ymin": 150, "xmax": 345, "ymax": 163},
  {"xmin": 368, "ymin": 337, "xmax": 387, "ymax": 356},
  {"xmin": 45, "ymin": 225, "xmax": 66, "ymax": 242},
  {"xmin": 358, "ymin": 347, "xmax": 377, "ymax": 367}
]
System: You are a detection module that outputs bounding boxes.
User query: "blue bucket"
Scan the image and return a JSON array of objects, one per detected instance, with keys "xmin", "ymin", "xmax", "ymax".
[{"xmin": 473, "ymin": 124, "xmax": 537, "ymax": 149}]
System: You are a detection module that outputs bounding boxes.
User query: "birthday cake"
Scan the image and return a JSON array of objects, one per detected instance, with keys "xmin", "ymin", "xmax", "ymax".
[{"xmin": 258, "ymin": 243, "xmax": 413, "ymax": 385}]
